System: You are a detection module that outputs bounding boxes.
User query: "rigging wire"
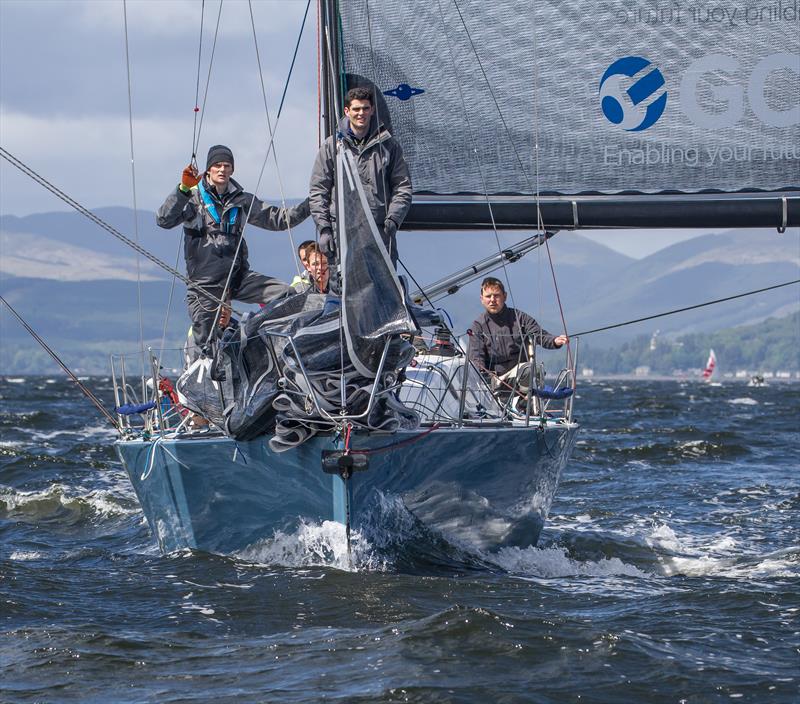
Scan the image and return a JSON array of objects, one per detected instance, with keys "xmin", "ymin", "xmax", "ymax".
[
  {"xmin": 0, "ymin": 295, "xmax": 118, "ymax": 429},
  {"xmin": 447, "ymin": 1, "xmax": 572, "ymax": 369},
  {"xmin": 0, "ymin": 147, "xmax": 238, "ymax": 315},
  {"xmin": 194, "ymin": 0, "xmax": 225, "ymax": 152},
  {"xmin": 247, "ymin": 0, "xmax": 311, "ymax": 280},
  {"xmin": 207, "ymin": 1, "xmax": 312, "ymax": 333},
  {"xmin": 191, "ymin": 0, "xmax": 206, "ymax": 165},
  {"xmin": 435, "ymin": 0, "xmax": 508, "ymax": 297},
  {"xmin": 572, "ymin": 279, "xmax": 800, "ymax": 337},
  {"xmin": 122, "ymin": 0, "xmax": 147, "ymax": 389}
]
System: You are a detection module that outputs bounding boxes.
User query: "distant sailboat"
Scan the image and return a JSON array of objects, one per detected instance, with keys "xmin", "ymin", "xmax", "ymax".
[{"xmin": 702, "ymin": 349, "xmax": 718, "ymax": 384}]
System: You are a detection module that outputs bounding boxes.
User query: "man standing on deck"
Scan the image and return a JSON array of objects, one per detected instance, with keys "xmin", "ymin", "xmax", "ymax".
[
  {"xmin": 469, "ymin": 277, "xmax": 568, "ymax": 384},
  {"xmin": 309, "ymin": 87, "xmax": 412, "ymax": 267},
  {"xmin": 157, "ymin": 145, "xmax": 310, "ymax": 348}
]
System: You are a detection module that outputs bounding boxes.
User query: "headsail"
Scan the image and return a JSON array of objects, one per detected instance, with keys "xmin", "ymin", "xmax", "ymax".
[{"xmin": 334, "ymin": 0, "xmax": 799, "ymax": 229}]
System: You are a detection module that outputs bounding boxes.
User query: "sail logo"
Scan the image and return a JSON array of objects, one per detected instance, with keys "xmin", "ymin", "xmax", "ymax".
[{"xmin": 599, "ymin": 56, "xmax": 667, "ymax": 131}]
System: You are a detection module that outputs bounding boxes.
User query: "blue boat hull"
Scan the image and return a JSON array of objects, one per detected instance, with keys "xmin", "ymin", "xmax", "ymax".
[{"xmin": 115, "ymin": 423, "xmax": 578, "ymax": 555}]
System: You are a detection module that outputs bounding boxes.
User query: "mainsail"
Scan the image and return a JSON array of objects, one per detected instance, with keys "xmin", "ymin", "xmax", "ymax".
[{"xmin": 331, "ymin": 0, "xmax": 799, "ymax": 229}]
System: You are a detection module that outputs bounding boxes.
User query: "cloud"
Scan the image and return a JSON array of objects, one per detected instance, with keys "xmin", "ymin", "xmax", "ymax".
[{"xmin": 1, "ymin": 100, "xmax": 318, "ymax": 215}]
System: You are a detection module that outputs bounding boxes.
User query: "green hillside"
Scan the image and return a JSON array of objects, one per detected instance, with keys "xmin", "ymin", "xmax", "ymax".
[{"xmin": 582, "ymin": 312, "xmax": 800, "ymax": 374}]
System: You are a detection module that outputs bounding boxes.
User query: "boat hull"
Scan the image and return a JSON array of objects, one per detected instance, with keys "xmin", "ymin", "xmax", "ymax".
[{"xmin": 115, "ymin": 422, "xmax": 578, "ymax": 555}]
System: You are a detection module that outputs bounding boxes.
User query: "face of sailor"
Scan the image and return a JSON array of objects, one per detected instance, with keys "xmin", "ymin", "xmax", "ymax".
[
  {"xmin": 218, "ymin": 303, "xmax": 232, "ymax": 328},
  {"xmin": 480, "ymin": 285, "xmax": 507, "ymax": 315},
  {"xmin": 308, "ymin": 252, "xmax": 329, "ymax": 291},
  {"xmin": 207, "ymin": 161, "xmax": 233, "ymax": 192},
  {"xmin": 299, "ymin": 247, "xmax": 312, "ymax": 272},
  {"xmin": 344, "ymin": 99, "xmax": 373, "ymax": 137}
]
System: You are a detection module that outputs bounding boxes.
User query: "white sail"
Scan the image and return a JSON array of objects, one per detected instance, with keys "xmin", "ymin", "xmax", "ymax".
[{"xmin": 702, "ymin": 349, "xmax": 717, "ymax": 381}]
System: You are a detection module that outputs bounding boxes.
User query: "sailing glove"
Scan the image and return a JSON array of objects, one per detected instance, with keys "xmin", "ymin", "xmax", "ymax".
[
  {"xmin": 384, "ymin": 218, "xmax": 397, "ymax": 239},
  {"xmin": 180, "ymin": 165, "xmax": 201, "ymax": 191},
  {"xmin": 319, "ymin": 229, "xmax": 336, "ymax": 258}
]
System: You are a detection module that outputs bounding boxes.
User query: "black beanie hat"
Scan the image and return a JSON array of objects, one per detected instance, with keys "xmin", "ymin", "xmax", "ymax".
[{"xmin": 206, "ymin": 145, "xmax": 234, "ymax": 171}]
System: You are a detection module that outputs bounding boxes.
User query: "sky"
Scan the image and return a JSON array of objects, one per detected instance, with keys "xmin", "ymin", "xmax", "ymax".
[{"xmin": 0, "ymin": 0, "xmax": 736, "ymax": 260}]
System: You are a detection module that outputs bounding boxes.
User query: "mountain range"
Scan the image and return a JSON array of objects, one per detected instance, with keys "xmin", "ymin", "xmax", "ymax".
[{"xmin": 1, "ymin": 207, "xmax": 798, "ymax": 373}]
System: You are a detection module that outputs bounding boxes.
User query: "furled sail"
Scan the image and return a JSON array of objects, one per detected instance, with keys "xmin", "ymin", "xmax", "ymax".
[{"xmin": 334, "ymin": 0, "xmax": 799, "ymax": 229}]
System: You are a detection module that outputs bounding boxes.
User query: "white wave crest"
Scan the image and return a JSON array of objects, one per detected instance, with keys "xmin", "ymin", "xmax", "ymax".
[
  {"xmin": 237, "ymin": 520, "xmax": 384, "ymax": 572},
  {"xmin": 0, "ymin": 483, "xmax": 139, "ymax": 518},
  {"xmin": 646, "ymin": 523, "xmax": 798, "ymax": 578},
  {"xmin": 489, "ymin": 545, "xmax": 648, "ymax": 578}
]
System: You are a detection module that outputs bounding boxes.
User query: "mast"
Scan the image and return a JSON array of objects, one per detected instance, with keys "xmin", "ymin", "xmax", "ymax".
[{"xmin": 319, "ymin": 0, "xmax": 342, "ymax": 141}]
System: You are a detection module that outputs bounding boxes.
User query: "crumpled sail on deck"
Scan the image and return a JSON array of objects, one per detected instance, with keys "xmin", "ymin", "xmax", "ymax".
[{"xmin": 176, "ymin": 143, "xmax": 419, "ymax": 451}]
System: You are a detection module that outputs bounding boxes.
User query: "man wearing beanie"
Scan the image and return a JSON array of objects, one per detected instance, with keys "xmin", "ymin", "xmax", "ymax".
[{"xmin": 157, "ymin": 145, "xmax": 310, "ymax": 347}]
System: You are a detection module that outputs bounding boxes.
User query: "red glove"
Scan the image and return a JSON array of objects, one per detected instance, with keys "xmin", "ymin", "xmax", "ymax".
[{"xmin": 181, "ymin": 165, "xmax": 200, "ymax": 189}]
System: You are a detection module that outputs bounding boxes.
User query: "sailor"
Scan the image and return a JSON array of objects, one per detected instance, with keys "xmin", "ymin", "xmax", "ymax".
[
  {"xmin": 309, "ymin": 87, "xmax": 412, "ymax": 267},
  {"xmin": 468, "ymin": 277, "xmax": 568, "ymax": 383},
  {"xmin": 293, "ymin": 243, "xmax": 330, "ymax": 294},
  {"xmin": 157, "ymin": 145, "xmax": 310, "ymax": 347},
  {"xmin": 290, "ymin": 239, "xmax": 316, "ymax": 291}
]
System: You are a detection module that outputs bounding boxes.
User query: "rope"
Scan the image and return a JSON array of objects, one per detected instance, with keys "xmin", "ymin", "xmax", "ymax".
[
  {"xmin": 0, "ymin": 147, "xmax": 238, "ymax": 315},
  {"xmin": 0, "ymin": 295, "xmax": 118, "ymax": 429},
  {"xmin": 122, "ymin": 0, "xmax": 147, "ymax": 388},
  {"xmin": 354, "ymin": 423, "xmax": 441, "ymax": 456},
  {"xmin": 572, "ymin": 280, "xmax": 800, "ymax": 337}
]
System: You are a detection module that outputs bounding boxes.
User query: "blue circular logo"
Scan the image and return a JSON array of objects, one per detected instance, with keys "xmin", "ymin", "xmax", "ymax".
[{"xmin": 599, "ymin": 56, "xmax": 667, "ymax": 131}]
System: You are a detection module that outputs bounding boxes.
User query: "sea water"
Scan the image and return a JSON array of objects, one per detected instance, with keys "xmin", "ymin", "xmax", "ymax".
[{"xmin": 1, "ymin": 377, "xmax": 797, "ymax": 703}]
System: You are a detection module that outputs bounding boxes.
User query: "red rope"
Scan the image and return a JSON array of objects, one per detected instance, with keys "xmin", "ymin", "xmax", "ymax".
[{"xmin": 354, "ymin": 423, "xmax": 441, "ymax": 456}]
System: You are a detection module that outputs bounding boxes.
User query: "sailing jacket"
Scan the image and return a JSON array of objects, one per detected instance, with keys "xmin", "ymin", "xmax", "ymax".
[
  {"xmin": 309, "ymin": 115, "xmax": 412, "ymax": 246},
  {"xmin": 469, "ymin": 306, "xmax": 560, "ymax": 377},
  {"xmin": 157, "ymin": 176, "xmax": 310, "ymax": 286}
]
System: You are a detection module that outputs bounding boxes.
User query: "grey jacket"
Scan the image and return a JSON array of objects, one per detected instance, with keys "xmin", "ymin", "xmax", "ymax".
[
  {"xmin": 309, "ymin": 116, "xmax": 412, "ymax": 237},
  {"xmin": 469, "ymin": 306, "xmax": 560, "ymax": 376},
  {"xmin": 157, "ymin": 176, "xmax": 310, "ymax": 286}
]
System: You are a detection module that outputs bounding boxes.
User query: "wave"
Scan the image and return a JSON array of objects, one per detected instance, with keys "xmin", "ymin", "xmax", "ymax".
[
  {"xmin": 645, "ymin": 523, "xmax": 800, "ymax": 578},
  {"xmin": 488, "ymin": 544, "xmax": 647, "ymax": 578},
  {"xmin": 0, "ymin": 483, "xmax": 140, "ymax": 525},
  {"xmin": 236, "ymin": 520, "xmax": 381, "ymax": 572}
]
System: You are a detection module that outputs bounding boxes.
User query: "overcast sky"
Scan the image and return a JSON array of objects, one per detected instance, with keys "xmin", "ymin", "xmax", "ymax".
[
  {"xmin": 0, "ymin": 0, "xmax": 721, "ymax": 259},
  {"xmin": 0, "ymin": 1, "xmax": 319, "ymax": 215}
]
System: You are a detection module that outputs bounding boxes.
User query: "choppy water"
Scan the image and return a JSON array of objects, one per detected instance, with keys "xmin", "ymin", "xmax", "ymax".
[{"xmin": 1, "ymin": 377, "xmax": 798, "ymax": 703}]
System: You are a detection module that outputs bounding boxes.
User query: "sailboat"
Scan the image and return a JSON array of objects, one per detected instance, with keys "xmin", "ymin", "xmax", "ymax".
[
  {"xmin": 113, "ymin": 0, "xmax": 797, "ymax": 556},
  {"xmin": 702, "ymin": 349, "xmax": 717, "ymax": 383},
  {"xmin": 5, "ymin": 2, "xmax": 796, "ymax": 559}
]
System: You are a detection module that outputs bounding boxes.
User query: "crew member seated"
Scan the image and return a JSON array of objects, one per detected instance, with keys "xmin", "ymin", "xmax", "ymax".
[{"xmin": 468, "ymin": 276, "xmax": 567, "ymax": 395}]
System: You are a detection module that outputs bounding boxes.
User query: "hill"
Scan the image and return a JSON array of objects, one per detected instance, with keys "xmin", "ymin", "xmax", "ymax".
[
  {"xmin": 1, "ymin": 207, "xmax": 798, "ymax": 373},
  {"xmin": 582, "ymin": 311, "xmax": 800, "ymax": 375}
]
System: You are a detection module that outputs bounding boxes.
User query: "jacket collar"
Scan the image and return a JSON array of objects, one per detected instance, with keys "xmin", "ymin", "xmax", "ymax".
[{"xmin": 337, "ymin": 115, "xmax": 391, "ymax": 150}]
